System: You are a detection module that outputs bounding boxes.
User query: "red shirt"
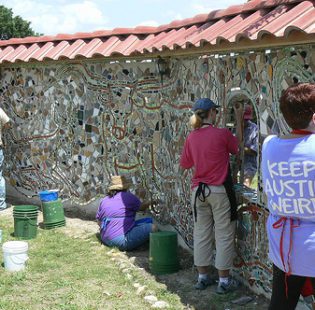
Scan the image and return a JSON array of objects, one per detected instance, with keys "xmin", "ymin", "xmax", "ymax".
[{"xmin": 180, "ymin": 126, "xmax": 238, "ymax": 188}]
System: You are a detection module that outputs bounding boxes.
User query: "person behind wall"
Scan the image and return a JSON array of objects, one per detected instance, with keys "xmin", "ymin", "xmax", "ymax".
[
  {"xmin": 0, "ymin": 107, "xmax": 11, "ymax": 211},
  {"xmin": 180, "ymin": 98, "xmax": 243, "ymax": 294},
  {"xmin": 96, "ymin": 175, "xmax": 158, "ymax": 251},
  {"xmin": 243, "ymin": 104, "xmax": 258, "ymax": 187},
  {"xmin": 262, "ymin": 83, "xmax": 315, "ymax": 310}
]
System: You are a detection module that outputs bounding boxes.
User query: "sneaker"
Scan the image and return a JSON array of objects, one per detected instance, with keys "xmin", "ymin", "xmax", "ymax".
[
  {"xmin": 216, "ymin": 278, "xmax": 239, "ymax": 294},
  {"xmin": 194, "ymin": 277, "xmax": 216, "ymax": 290}
]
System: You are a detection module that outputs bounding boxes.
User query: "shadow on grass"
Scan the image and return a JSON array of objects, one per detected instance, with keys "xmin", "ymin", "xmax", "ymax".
[
  {"xmin": 64, "ymin": 207, "xmax": 96, "ymax": 221},
  {"xmin": 95, "ymin": 232, "xmax": 269, "ymax": 310}
]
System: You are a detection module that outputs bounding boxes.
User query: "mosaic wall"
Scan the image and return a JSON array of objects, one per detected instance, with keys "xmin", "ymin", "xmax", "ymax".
[{"xmin": 0, "ymin": 45, "xmax": 314, "ymax": 296}]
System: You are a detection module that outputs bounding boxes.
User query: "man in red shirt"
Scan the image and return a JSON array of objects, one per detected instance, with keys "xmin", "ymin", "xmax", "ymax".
[{"xmin": 180, "ymin": 98, "xmax": 242, "ymax": 294}]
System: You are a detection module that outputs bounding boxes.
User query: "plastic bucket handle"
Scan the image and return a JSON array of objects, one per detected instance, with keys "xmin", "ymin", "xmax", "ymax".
[
  {"xmin": 9, "ymin": 255, "xmax": 29, "ymax": 265},
  {"xmin": 13, "ymin": 214, "xmax": 38, "ymax": 217},
  {"xmin": 18, "ymin": 217, "xmax": 38, "ymax": 227},
  {"xmin": 26, "ymin": 220, "xmax": 39, "ymax": 227}
]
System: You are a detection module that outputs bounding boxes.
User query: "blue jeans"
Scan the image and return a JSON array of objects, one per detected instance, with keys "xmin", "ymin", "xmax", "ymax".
[
  {"xmin": 104, "ymin": 218, "xmax": 153, "ymax": 251},
  {"xmin": 0, "ymin": 149, "xmax": 6, "ymax": 210}
]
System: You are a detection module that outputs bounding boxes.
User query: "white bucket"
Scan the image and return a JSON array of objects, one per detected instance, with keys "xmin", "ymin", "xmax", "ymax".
[{"xmin": 2, "ymin": 241, "xmax": 29, "ymax": 272}]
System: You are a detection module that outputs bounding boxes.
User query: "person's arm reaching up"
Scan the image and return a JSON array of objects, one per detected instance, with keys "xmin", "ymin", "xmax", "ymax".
[{"xmin": 233, "ymin": 103, "xmax": 243, "ymax": 145}]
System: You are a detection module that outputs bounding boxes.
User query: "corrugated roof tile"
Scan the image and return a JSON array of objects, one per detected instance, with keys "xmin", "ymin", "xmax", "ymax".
[
  {"xmin": 129, "ymin": 34, "xmax": 155, "ymax": 54},
  {"xmin": 29, "ymin": 42, "xmax": 54, "ymax": 61},
  {"xmin": 15, "ymin": 43, "xmax": 40, "ymax": 62},
  {"xmin": 3, "ymin": 45, "xmax": 27, "ymax": 63},
  {"xmin": 304, "ymin": 23, "xmax": 315, "ymax": 33},
  {"xmin": 75, "ymin": 38, "xmax": 103, "ymax": 58},
  {"xmin": 168, "ymin": 25, "xmax": 201, "ymax": 49},
  {"xmin": 218, "ymin": 9, "xmax": 268, "ymax": 42},
  {"xmin": 186, "ymin": 19, "xmax": 229, "ymax": 47},
  {"xmin": 245, "ymin": 4, "xmax": 290, "ymax": 39},
  {"xmin": 273, "ymin": 1, "xmax": 314, "ymax": 36},
  {"xmin": 142, "ymin": 32, "xmax": 170, "ymax": 53},
  {"xmin": 260, "ymin": 1, "xmax": 313, "ymax": 38},
  {"xmin": 210, "ymin": 14, "xmax": 247, "ymax": 45},
  {"xmin": 0, "ymin": 46, "xmax": 15, "ymax": 61},
  {"xmin": 111, "ymin": 35, "xmax": 140, "ymax": 56},
  {"xmin": 57, "ymin": 40, "xmax": 86, "ymax": 59},
  {"xmin": 91, "ymin": 37, "xmax": 121, "ymax": 57},
  {"xmin": 43, "ymin": 41, "xmax": 70, "ymax": 60},
  {"xmin": 0, "ymin": 0, "xmax": 313, "ymax": 63},
  {"xmin": 288, "ymin": 8, "xmax": 315, "ymax": 31}
]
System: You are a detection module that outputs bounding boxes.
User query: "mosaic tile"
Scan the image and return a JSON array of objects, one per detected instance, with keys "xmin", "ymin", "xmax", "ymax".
[{"xmin": 0, "ymin": 46, "xmax": 314, "ymax": 296}]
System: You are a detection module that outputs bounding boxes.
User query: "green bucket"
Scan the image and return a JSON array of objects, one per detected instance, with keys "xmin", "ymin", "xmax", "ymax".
[
  {"xmin": 14, "ymin": 205, "xmax": 39, "ymax": 212},
  {"xmin": 149, "ymin": 231, "xmax": 180, "ymax": 275},
  {"xmin": 44, "ymin": 220, "xmax": 66, "ymax": 230},
  {"xmin": 13, "ymin": 211, "xmax": 38, "ymax": 216},
  {"xmin": 13, "ymin": 205, "xmax": 38, "ymax": 240},
  {"xmin": 42, "ymin": 199, "xmax": 65, "ymax": 226},
  {"xmin": 13, "ymin": 213, "xmax": 38, "ymax": 219}
]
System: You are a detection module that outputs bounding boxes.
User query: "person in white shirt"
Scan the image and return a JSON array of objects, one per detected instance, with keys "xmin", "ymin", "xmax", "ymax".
[{"xmin": 0, "ymin": 108, "xmax": 11, "ymax": 210}]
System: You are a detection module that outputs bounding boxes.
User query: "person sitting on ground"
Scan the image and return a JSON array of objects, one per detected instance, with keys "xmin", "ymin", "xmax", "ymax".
[{"xmin": 96, "ymin": 175, "xmax": 158, "ymax": 251}]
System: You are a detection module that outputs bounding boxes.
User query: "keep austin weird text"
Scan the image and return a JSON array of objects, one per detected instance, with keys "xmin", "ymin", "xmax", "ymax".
[{"xmin": 265, "ymin": 160, "xmax": 315, "ymax": 218}]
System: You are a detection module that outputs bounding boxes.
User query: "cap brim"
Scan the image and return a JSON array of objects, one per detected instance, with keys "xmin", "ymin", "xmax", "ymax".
[{"xmin": 192, "ymin": 104, "xmax": 220, "ymax": 111}]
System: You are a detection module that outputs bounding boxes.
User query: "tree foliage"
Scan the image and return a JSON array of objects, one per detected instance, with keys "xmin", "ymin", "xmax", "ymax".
[{"xmin": 0, "ymin": 5, "xmax": 41, "ymax": 40}]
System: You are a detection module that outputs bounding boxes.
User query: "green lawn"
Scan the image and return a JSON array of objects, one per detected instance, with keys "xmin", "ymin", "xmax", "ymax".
[
  {"xmin": 250, "ymin": 174, "xmax": 258, "ymax": 190},
  {"xmin": 0, "ymin": 217, "xmax": 183, "ymax": 310}
]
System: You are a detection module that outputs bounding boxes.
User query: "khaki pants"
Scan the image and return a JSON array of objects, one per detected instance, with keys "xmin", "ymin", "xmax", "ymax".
[{"xmin": 192, "ymin": 187, "xmax": 236, "ymax": 270}]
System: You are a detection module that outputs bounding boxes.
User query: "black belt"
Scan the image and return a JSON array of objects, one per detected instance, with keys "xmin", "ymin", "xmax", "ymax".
[
  {"xmin": 193, "ymin": 166, "xmax": 238, "ymax": 222},
  {"xmin": 193, "ymin": 182, "xmax": 211, "ymax": 222}
]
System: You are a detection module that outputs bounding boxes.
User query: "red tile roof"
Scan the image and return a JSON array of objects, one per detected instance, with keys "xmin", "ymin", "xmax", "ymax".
[{"xmin": 0, "ymin": 0, "xmax": 314, "ymax": 64}]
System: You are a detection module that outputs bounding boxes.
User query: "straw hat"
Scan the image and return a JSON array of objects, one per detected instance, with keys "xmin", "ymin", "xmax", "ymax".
[{"xmin": 108, "ymin": 175, "xmax": 132, "ymax": 191}]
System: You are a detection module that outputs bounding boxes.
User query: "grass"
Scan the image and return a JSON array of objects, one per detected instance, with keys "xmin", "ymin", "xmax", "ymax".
[
  {"xmin": 0, "ymin": 217, "xmax": 184, "ymax": 310},
  {"xmin": 250, "ymin": 174, "xmax": 258, "ymax": 190}
]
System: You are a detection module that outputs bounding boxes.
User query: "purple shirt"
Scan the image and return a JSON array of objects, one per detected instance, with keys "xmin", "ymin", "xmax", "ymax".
[
  {"xmin": 262, "ymin": 135, "xmax": 315, "ymax": 276},
  {"xmin": 96, "ymin": 191, "xmax": 141, "ymax": 240},
  {"xmin": 244, "ymin": 120, "xmax": 258, "ymax": 176}
]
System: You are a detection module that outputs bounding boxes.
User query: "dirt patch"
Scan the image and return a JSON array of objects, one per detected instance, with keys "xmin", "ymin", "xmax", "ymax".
[
  {"xmin": 124, "ymin": 246, "xmax": 269, "ymax": 310},
  {"xmin": 60, "ymin": 216, "xmax": 99, "ymax": 239}
]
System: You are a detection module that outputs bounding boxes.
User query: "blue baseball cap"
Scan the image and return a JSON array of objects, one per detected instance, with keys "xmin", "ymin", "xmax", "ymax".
[{"xmin": 192, "ymin": 98, "xmax": 219, "ymax": 112}]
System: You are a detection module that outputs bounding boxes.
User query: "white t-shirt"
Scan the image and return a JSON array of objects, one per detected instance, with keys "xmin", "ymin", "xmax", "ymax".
[
  {"xmin": 0, "ymin": 108, "xmax": 10, "ymax": 146},
  {"xmin": 262, "ymin": 134, "xmax": 315, "ymax": 276}
]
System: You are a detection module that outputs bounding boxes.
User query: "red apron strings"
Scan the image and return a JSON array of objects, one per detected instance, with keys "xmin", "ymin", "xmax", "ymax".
[
  {"xmin": 271, "ymin": 130, "xmax": 313, "ymax": 298},
  {"xmin": 272, "ymin": 217, "xmax": 300, "ymax": 297},
  {"xmin": 291, "ymin": 129, "xmax": 313, "ymax": 135}
]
